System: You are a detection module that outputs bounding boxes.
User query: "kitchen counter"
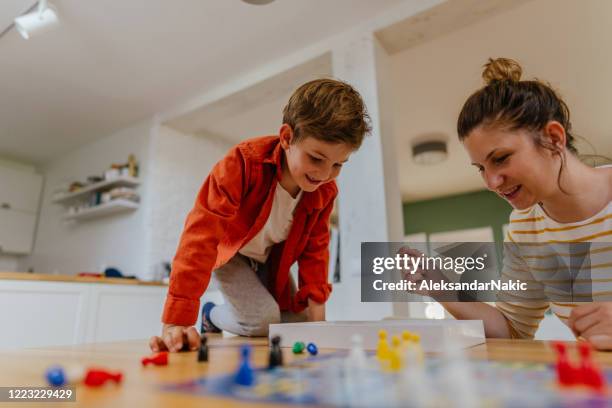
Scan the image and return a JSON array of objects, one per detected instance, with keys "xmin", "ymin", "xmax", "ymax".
[{"xmin": 0, "ymin": 271, "xmax": 166, "ymax": 286}]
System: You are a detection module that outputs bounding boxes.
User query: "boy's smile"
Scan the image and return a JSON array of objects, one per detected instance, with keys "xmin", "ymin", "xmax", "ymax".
[{"xmin": 278, "ymin": 124, "xmax": 354, "ymax": 196}]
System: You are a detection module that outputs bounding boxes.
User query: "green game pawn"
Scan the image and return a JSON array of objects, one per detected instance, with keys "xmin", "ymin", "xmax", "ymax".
[{"xmin": 292, "ymin": 341, "xmax": 305, "ymax": 354}]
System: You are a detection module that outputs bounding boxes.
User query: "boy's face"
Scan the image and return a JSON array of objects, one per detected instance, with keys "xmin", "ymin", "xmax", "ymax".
[{"xmin": 279, "ymin": 124, "xmax": 354, "ymax": 193}]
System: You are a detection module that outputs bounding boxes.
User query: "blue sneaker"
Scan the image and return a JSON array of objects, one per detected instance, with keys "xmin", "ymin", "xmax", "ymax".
[{"xmin": 200, "ymin": 302, "xmax": 221, "ymax": 333}]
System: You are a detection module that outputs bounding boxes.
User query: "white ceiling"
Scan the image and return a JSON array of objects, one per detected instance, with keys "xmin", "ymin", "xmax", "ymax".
[
  {"xmin": 4, "ymin": 0, "xmax": 610, "ymax": 203},
  {"xmin": 166, "ymin": 53, "xmax": 333, "ymax": 140},
  {"xmin": 166, "ymin": 0, "xmax": 612, "ymax": 202},
  {"xmin": 391, "ymin": 0, "xmax": 612, "ymax": 201},
  {"xmin": 0, "ymin": 0, "xmax": 404, "ymax": 164}
]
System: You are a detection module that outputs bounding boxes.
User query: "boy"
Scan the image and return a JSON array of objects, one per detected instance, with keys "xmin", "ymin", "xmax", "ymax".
[{"xmin": 150, "ymin": 79, "xmax": 370, "ymax": 352}]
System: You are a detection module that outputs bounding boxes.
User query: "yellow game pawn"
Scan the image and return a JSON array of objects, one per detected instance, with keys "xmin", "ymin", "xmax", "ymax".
[
  {"xmin": 401, "ymin": 330, "xmax": 412, "ymax": 353},
  {"xmin": 388, "ymin": 335, "xmax": 403, "ymax": 372},
  {"xmin": 376, "ymin": 330, "xmax": 390, "ymax": 362},
  {"xmin": 410, "ymin": 333, "xmax": 424, "ymax": 365}
]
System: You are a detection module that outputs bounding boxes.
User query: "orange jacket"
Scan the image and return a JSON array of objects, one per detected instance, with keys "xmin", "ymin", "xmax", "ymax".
[{"xmin": 162, "ymin": 135, "xmax": 336, "ymax": 325}]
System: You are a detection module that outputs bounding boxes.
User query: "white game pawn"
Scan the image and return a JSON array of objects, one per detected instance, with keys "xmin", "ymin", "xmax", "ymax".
[
  {"xmin": 440, "ymin": 340, "xmax": 478, "ymax": 408},
  {"xmin": 343, "ymin": 334, "xmax": 368, "ymax": 407},
  {"xmin": 348, "ymin": 334, "xmax": 367, "ymax": 369},
  {"xmin": 399, "ymin": 360, "xmax": 432, "ymax": 408}
]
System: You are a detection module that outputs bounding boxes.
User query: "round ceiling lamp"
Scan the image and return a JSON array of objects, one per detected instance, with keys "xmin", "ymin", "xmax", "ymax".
[
  {"xmin": 411, "ymin": 135, "xmax": 448, "ymax": 165},
  {"xmin": 241, "ymin": 0, "xmax": 276, "ymax": 4}
]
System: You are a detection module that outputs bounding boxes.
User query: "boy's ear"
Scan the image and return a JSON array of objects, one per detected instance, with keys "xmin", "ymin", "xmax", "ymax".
[{"xmin": 279, "ymin": 124, "xmax": 293, "ymax": 149}]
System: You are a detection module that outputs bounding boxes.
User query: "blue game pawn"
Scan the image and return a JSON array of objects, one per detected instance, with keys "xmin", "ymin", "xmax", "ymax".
[
  {"xmin": 45, "ymin": 366, "xmax": 66, "ymax": 387},
  {"xmin": 306, "ymin": 342, "xmax": 318, "ymax": 356},
  {"xmin": 234, "ymin": 345, "xmax": 255, "ymax": 386}
]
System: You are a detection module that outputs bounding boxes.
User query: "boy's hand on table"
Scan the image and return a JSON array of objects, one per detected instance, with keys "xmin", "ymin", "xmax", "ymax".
[
  {"xmin": 149, "ymin": 324, "xmax": 201, "ymax": 352},
  {"xmin": 569, "ymin": 303, "xmax": 612, "ymax": 350}
]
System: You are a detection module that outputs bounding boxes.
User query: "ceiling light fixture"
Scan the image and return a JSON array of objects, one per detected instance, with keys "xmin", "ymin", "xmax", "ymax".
[
  {"xmin": 241, "ymin": 0, "xmax": 276, "ymax": 5},
  {"xmin": 14, "ymin": 0, "xmax": 59, "ymax": 40},
  {"xmin": 412, "ymin": 138, "xmax": 448, "ymax": 165}
]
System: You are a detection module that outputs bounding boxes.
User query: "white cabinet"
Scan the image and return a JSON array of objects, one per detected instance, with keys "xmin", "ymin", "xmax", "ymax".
[
  {"xmin": 0, "ymin": 278, "xmax": 224, "ymax": 350},
  {"xmin": 0, "ymin": 166, "xmax": 43, "ymax": 255},
  {"xmin": 0, "ymin": 167, "xmax": 43, "ymax": 213},
  {"xmin": 0, "ymin": 209, "xmax": 37, "ymax": 253}
]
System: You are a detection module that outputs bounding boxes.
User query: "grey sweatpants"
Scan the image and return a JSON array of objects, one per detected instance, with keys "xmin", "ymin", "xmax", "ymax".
[{"xmin": 209, "ymin": 253, "xmax": 307, "ymax": 336}]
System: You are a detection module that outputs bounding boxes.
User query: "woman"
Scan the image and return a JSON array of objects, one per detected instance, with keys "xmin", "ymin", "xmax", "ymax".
[{"xmin": 407, "ymin": 58, "xmax": 612, "ymax": 349}]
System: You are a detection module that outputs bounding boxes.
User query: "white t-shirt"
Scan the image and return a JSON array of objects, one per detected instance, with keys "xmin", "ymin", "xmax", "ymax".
[
  {"xmin": 239, "ymin": 183, "xmax": 302, "ymax": 263},
  {"xmin": 497, "ymin": 165, "xmax": 612, "ymax": 339}
]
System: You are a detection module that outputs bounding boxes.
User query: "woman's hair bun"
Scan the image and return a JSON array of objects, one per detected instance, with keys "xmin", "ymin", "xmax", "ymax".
[{"xmin": 482, "ymin": 57, "xmax": 522, "ymax": 84}]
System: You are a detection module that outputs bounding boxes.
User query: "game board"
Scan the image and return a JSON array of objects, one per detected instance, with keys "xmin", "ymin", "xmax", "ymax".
[{"xmin": 163, "ymin": 351, "xmax": 612, "ymax": 407}]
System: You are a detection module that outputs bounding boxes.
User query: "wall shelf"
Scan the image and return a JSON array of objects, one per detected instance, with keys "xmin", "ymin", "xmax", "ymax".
[
  {"xmin": 52, "ymin": 176, "xmax": 140, "ymax": 204},
  {"xmin": 63, "ymin": 199, "xmax": 139, "ymax": 221}
]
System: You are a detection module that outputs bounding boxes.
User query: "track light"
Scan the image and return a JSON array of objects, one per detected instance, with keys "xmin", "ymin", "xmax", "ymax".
[{"xmin": 14, "ymin": 0, "xmax": 59, "ymax": 40}]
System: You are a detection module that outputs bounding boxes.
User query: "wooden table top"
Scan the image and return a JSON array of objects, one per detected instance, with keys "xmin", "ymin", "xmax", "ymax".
[{"xmin": 1, "ymin": 336, "xmax": 611, "ymax": 407}]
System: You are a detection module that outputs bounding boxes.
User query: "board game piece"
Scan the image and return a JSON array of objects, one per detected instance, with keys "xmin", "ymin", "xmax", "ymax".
[
  {"xmin": 83, "ymin": 368, "xmax": 123, "ymax": 387},
  {"xmin": 388, "ymin": 336, "xmax": 402, "ymax": 372},
  {"xmin": 141, "ymin": 351, "xmax": 169, "ymax": 366},
  {"xmin": 441, "ymin": 340, "xmax": 477, "ymax": 408},
  {"xmin": 552, "ymin": 341, "xmax": 577, "ymax": 386},
  {"xmin": 292, "ymin": 341, "xmax": 305, "ymax": 354},
  {"xmin": 376, "ymin": 330, "xmax": 390, "ymax": 362},
  {"xmin": 400, "ymin": 351, "xmax": 431, "ymax": 407},
  {"xmin": 234, "ymin": 345, "xmax": 255, "ymax": 386},
  {"xmin": 306, "ymin": 342, "xmax": 318, "ymax": 356},
  {"xmin": 411, "ymin": 333, "xmax": 424, "ymax": 365},
  {"xmin": 45, "ymin": 366, "xmax": 66, "ymax": 387},
  {"xmin": 198, "ymin": 335, "xmax": 209, "ymax": 363},
  {"xmin": 401, "ymin": 330, "xmax": 411, "ymax": 351},
  {"xmin": 578, "ymin": 341, "xmax": 605, "ymax": 392},
  {"xmin": 348, "ymin": 334, "xmax": 367, "ymax": 369},
  {"xmin": 269, "ymin": 335, "xmax": 283, "ymax": 369}
]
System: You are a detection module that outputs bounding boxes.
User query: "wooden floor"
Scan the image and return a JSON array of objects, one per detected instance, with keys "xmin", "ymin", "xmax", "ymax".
[{"xmin": 2, "ymin": 335, "xmax": 612, "ymax": 407}]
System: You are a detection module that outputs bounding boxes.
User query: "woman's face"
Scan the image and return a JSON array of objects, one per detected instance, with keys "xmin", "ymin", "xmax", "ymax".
[{"xmin": 462, "ymin": 126, "xmax": 562, "ymax": 210}]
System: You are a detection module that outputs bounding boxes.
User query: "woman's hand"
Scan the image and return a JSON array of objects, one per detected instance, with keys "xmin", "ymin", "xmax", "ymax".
[
  {"xmin": 569, "ymin": 303, "xmax": 612, "ymax": 350},
  {"xmin": 397, "ymin": 246, "xmax": 452, "ymax": 300}
]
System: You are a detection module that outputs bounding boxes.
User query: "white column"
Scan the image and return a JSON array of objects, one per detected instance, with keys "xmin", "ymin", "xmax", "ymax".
[{"xmin": 327, "ymin": 32, "xmax": 407, "ymax": 320}]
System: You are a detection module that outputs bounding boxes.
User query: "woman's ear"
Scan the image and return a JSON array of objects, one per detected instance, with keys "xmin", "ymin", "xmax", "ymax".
[
  {"xmin": 279, "ymin": 124, "xmax": 294, "ymax": 149},
  {"xmin": 543, "ymin": 121, "xmax": 567, "ymax": 152}
]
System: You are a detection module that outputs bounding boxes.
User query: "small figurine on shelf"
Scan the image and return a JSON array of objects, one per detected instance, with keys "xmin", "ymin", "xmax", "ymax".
[
  {"xmin": 128, "ymin": 154, "xmax": 138, "ymax": 178},
  {"xmin": 105, "ymin": 155, "xmax": 138, "ymax": 180}
]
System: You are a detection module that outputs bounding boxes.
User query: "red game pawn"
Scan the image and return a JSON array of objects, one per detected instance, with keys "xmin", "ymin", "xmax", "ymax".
[
  {"xmin": 578, "ymin": 342, "xmax": 605, "ymax": 392},
  {"xmin": 141, "ymin": 351, "xmax": 169, "ymax": 366},
  {"xmin": 552, "ymin": 341, "xmax": 578, "ymax": 386},
  {"xmin": 83, "ymin": 368, "xmax": 123, "ymax": 387}
]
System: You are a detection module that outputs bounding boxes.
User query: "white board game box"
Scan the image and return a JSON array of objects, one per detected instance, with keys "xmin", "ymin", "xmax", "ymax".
[{"xmin": 269, "ymin": 319, "xmax": 485, "ymax": 353}]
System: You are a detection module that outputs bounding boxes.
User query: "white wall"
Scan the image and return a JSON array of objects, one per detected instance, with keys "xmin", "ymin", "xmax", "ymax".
[
  {"xmin": 0, "ymin": 256, "xmax": 19, "ymax": 272},
  {"xmin": 21, "ymin": 120, "xmax": 154, "ymax": 279},
  {"xmin": 390, "ymin": 0, "xmax": 612, "ymax": 202},
  {"xmin": 0, "ymin": 158, "xmax": 39, "ymax": 271},
  {"xmin": 144, "ymin": 125, "xmax": 232, "ymax": 280}
]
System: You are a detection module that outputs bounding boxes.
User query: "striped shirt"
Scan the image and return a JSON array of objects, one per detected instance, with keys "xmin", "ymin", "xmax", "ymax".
[{"xmin": 496, "ymin": 172, "xmax": 612, "ymax": 339}]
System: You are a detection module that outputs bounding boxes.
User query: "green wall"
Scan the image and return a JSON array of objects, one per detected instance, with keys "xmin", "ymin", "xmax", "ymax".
[{"xmin": 403, "ymin": 189, "xmax": 512, "ymax": 244}]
